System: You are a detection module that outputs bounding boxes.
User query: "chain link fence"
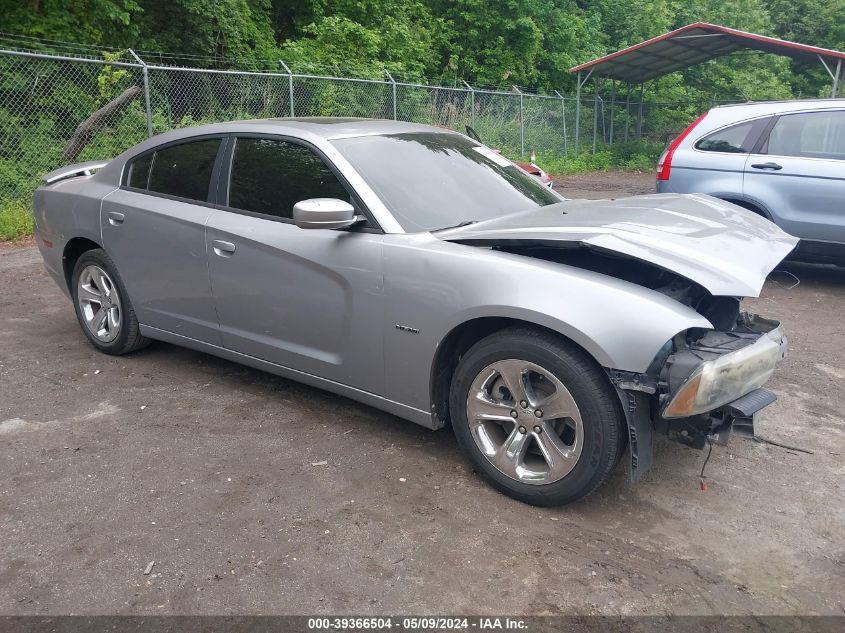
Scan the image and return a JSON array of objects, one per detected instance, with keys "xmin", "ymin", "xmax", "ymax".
[{"xmin": 1, "ymin": 47, "xmax": 722, "ymax": 216}]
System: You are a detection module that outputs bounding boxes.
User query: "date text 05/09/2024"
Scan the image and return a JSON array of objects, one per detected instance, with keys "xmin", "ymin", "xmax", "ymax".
[{"xmin": 307, "ymin": 617, "xmax": 528, "ymax": 631}]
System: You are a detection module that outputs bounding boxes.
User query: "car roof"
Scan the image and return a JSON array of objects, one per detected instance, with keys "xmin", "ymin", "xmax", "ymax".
[
  {"xmin": 709, "ymin": 98, "xmax": 845, "ymax": 116},
  {"xmin": 688, "ymin": 98, "xmax": 845, "ymax": 135},
  {"xmin": 713, "ymin": 98, "xmax": 845, "ymax": 109},
  {"xmin": 95, "ymin": 117, "xmax": 464, "ymax": 197},
  {"xmin": 171, "ymin": 117, "xmax": 455, "ymax": 140}
]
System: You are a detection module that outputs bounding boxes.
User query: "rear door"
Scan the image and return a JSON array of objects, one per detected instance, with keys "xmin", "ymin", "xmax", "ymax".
[
  {"xmin": 666, "ymin": 117, "xmax": 770, "ymax": 197},
  {"xmin": 743, "ymin": 109, "xmax": 845, "ymax": 243},
  {"xmin": 101, "ymin": 136, "xmax": 225, "ymax": 344},
  {"xmin": 205, "ymin": 135, "xmax": 385, "ymax": 394}
]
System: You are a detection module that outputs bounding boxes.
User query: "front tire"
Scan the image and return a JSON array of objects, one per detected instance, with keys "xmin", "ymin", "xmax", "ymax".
[
  {"xmin": 71, "ymin": 248, "xmax": 149, "ymax": 355},
  {"xmin": 449, "ymin": 327, "xmax": 626, "ymax": 506}
]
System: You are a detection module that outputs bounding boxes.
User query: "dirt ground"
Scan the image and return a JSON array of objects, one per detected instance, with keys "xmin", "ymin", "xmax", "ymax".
[
  {"xmin": 554, "ymin": 170, "xmax": 658, "ymax": 200},
  {"xmin": 1, "ymin": 171, "xmax": 843, "ymax": 616}
]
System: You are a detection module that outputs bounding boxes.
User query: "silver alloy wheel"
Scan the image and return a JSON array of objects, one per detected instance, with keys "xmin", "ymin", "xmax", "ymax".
[
  {"xmin": 76, "ymin": 264, "xmax": 122, "ymax": 343},
  {"xmin": 466, "ymin": 359, "xmax": 584, "ymax": 485}
]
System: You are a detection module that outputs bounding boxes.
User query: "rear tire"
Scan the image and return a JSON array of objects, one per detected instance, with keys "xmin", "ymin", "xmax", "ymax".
[
  {"xmin": 449, "ymin": 327, "xmax": 626, "ymax": 506},
  {"xmin": 71, "ymin": 248, "xmax": 149, "ymax": 355}
]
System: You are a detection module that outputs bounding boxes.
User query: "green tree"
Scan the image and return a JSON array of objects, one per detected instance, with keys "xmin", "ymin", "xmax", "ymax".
[
  {"xmin": 768, "ymin": 0, "xmax": 845, "ymax": 97},
  {"xmin": 0, "ymin": 0, "xmax": 141, "ymax": 44},
  {"xmin": 131, "ymin": 0, "xmax": 278, "ymax": 63},
  {"xmin": 279, "ymin": 1, "xmax": 440, "ymax": 79}
]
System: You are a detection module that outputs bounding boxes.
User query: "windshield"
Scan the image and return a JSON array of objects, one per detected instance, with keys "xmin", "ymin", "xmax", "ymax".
[{"xmin": 330, "ymin": 132, "xmax": 562, "ymax": 232}]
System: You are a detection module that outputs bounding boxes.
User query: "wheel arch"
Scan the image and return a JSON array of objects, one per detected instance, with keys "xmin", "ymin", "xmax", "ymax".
[
  {"xmin": 717, "ymin": 196, "xmax": 773, "ymax": 220},
  {"xmin": 429, "ymin": 317, "xmax": 612, "ymax": 428},
  {"xmin": 63, "ymin": 236, "xmax": 103, "ymax": 292}
]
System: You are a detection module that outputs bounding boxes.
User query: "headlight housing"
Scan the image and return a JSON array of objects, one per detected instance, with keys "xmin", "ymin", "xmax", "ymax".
[{"xmin": 662, "ymin": 325, "xmax": 785, "ymax": 418}]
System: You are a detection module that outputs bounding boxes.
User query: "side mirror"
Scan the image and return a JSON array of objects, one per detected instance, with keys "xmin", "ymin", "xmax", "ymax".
[{"xmin": 293, "ymin": 198, "xmax": 358, "ymax": 230}]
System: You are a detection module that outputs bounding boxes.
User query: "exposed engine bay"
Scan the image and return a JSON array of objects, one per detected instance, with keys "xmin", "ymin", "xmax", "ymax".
[
  {"xmin": 491, "ymin": 242, "xmax": 787, "ymax": 479},
  {"xmin": 493, "ymin": 243, "xmax": 741, "ymax": 329}
]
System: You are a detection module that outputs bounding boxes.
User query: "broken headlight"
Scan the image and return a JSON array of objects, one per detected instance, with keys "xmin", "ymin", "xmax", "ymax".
[{"xmin": 662, "ymin": 325, "xmax": 785, "ymax": 418}]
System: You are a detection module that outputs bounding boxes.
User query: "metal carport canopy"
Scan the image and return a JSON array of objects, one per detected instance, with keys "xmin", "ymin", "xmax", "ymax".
[{"xmin": 569, "ymin": 22, "xmax": 845, "ymax": 88}]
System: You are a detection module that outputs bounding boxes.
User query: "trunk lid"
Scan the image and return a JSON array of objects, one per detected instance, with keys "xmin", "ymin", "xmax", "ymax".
[{"xmin": 437, "ymin": 193, "xmax": 798, "ymax": 297}]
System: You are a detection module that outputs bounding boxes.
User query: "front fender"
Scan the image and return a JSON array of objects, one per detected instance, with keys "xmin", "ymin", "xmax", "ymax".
[
  {"xmin": 437, "ymin": 297, "xmax": 708, "ymax": 373},
  {"xmin": 382, "ymin": 235, "xmax": 712, "ymax": 414}
]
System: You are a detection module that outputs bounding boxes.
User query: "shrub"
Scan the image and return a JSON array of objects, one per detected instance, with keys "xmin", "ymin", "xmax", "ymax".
[
  {"xmin": 507, "ymin": 140, "xmax": 664, "ymax": 175},
  {"xmin": 0, "ymin": 198, "xmax": 33, "ymax": 241}
]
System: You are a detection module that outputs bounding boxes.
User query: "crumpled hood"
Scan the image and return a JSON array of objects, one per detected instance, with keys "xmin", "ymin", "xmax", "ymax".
[{"xmin": 437, "ymin": 193, "xmax": 798, "ymax": 297}]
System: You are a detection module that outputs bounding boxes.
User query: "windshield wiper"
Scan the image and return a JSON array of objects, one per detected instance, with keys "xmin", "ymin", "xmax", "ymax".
[{"xmin": 433, "ymin": 220, "xmax": 478, "ymax": 232}]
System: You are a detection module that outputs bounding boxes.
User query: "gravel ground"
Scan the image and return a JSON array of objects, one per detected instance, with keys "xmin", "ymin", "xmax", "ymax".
[
  {"xmin": 553, "ymin": 170, "xmax": 658, "ymax": 200},
  {"xmin": 1, "ymin": 171, "xmax": 843, "ymax": 616}
]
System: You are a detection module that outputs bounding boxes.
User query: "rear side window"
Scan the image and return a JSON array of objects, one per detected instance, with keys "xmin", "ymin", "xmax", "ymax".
[
  {"xmin": 227, "ymin": 137, "xmax": 349, "ymax": 219},
  {"xmin": 127, "ymin": 153, "xmax": 152, "ymax": 189},
  {"xmin": 145, "ymin": 139, "xmax": 221, "ymax": 201},
  {"xmin": 695, "ymin": 119, "xmax": 767, "ymax": 154},
  {"xmin": 765, "ymin": 111, "xmax": 845, "ymax": 160}
]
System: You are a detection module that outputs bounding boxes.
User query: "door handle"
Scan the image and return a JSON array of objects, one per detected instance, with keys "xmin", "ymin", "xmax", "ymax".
[
  {"xmin": 751, "ymin": 162, "xmax": 782, "ymax": 170},
  {"xmin": 212, "ymin": 240, "xmax": 236, "ymax": 257},
  {"xmin": 107, "ymin": 211, "xmax": 125, "ymax": 225}
]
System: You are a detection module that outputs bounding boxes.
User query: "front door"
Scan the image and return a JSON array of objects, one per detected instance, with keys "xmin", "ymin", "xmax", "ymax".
[
  {"xmin": 101, "ymin": 137, "xmax": 224, "ymax": 344},
  {"xmin": 205, "ymin": 136, "xmax": 385, "ymax": 395}
]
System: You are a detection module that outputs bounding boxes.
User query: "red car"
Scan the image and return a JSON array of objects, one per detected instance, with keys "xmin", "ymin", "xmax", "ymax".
[{"xmin": 466, "ymin": 126, "xmax": 553, "ymax": 188}]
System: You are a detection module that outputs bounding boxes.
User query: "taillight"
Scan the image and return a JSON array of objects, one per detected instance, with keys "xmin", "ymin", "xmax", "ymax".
[{"xmin": 656, "ymin": 112, "xmax": 708, "ymax": 181}]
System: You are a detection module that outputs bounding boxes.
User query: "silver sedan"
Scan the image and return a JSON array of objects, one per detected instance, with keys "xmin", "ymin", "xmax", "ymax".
[{"xmin": 34, "ymin": 118, "xmax": 796, "ymax": 505}]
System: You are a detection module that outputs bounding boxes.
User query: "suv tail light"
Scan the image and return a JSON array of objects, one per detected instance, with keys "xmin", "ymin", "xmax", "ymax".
[{"xmin": 656, "ymin": 112, "xmax": 708, "ymax": 181}]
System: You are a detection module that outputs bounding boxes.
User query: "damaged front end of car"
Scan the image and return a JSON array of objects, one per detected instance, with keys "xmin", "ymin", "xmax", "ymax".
[
  {"xmin": 609, "ymin": 312, "xmax": 788, "ymax": 481},
  {"xmin": 577, "ymin": 245, "xmax": 791, "ymax": 482},
  {"xmin": 437, "ymin": 193, "xmax": 799, "ymax": 481},
  {"xmin": 476, "ymin": 244, "xmax": 791, "ymax": 478}
]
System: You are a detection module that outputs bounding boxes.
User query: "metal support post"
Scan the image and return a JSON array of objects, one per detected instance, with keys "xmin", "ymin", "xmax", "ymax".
[
  {"xmin": 574, "ymin": 69, "xmax": 593, "ymax": 157},
  {"xmin": 554, "ymin": 90, "xmax": 567, "ymax": 159},
  {"xmin": 280, "ymin": 60, "xmax": 294, "ymax": 116},
  {"xmin": 385, "ymin": 70, "xmax": 397, "ymax": 120},
  {"xmin": 624, "ymin": 82, "xmax": 631, "ymax": 143},
  {"xmin": 575, "ymin": 72, "xmax": 581, "ymax": 157},
  {"xmin": 462, "ymin": 80, "xmax": 475, "ymax": 128},
  {"xmin": 128, "ymin": 49, "xmax": 153, "ymax": 137},
  {"xmin": 819, "ymin": 55, "xmax": 842, "ymax": 98},
  {"xmin": 636, "ymin": 83, "xmax": 644, "ymax": 140},
  {"xmin": 513, "ymin": 85, "xmax": 524, "ymax": 157}
]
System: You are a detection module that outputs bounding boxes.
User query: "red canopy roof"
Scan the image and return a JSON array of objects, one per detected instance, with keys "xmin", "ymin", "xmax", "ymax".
[{"xmin": 569, "ymin": 22, "xmax": 845, "ymax": 83}]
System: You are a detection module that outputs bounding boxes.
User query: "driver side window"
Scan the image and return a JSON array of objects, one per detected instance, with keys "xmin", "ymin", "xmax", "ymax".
[{"xmin": 227, "ymin": 137, "xmax": 350, "ymax": 220}]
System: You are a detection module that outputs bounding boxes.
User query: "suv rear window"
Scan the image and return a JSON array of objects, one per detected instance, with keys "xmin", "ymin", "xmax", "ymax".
[
  {"xmin": 131, "ymin": 138, "xmax": 221, "ymax": 202},
  {"xmin": 695, "ymin": 118, "xmax": 768, "ymax": 154}
]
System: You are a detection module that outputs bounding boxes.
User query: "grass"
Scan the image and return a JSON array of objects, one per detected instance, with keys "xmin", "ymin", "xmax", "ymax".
[
  {"xmin": 507, "ymin": 140, "xmax": 664, "ymax": 176},
  {"xmin": 0, "ymin": 199, "xmax": 34, "ymax": 241}
]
